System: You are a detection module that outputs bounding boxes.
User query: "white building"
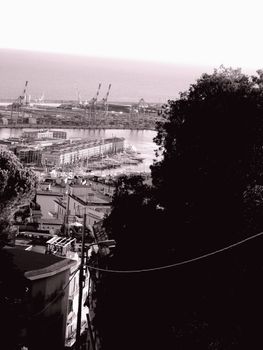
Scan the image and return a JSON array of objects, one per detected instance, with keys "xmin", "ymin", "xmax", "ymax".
[
  {"xmin": 53, "ymin": 184, "xmax": 111, "ymax": 227},
  {"xmin": 45, "ymin": 236, "xmax": 90, "ymax": 348},
  {"xmin": 23, "ymin": 129, "xmax": 67, "ymax": 139},
  {"xmin": 41, "ymin": 137, "xmax": 124, "ymax": 167},
  {"xmin": 38, "ymin": 218, "xmax": 63, "ymax": 234}
]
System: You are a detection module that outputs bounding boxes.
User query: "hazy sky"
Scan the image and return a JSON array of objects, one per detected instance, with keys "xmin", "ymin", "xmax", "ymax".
[{"xmin": 0, "ymin": 0, "xmax": 262, "ymax": 69}]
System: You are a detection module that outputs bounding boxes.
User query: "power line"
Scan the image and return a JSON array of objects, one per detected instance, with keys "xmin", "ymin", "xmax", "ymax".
[
  {"xmin": 28, "ymin": 230, "xmax": 263, "ymax": 317},
  {"xmin": 31, "ymin": 266, "xmax": 80, "ymax": 318},
  {"xmin": 86, "ymin": 231, "xmax": 263, "ymax": 274}
]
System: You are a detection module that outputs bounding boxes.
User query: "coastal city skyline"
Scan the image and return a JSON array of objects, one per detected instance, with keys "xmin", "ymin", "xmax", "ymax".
[{"xmin": 1, "ymin": 1, "xmax": 263, "ymax": 349}]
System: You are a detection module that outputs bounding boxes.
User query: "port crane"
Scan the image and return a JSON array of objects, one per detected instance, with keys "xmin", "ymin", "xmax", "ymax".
[
  {"xmin": 137, "ymin": 98, "xmax": 148, "ymax": 115},
  {"xmin": 20, "ymin": 80, "xmax": 29, "ymax": 105},
  {"xmin": 89, "ymin": 83, "xmax": 102, "ymax": 118},
  {"xmin": 35, "ymin": 92, "xmax": 45, "ymax": 104},
  {"xmin": 11, "ymin": 81, "xmax": 30, "ymax": 120},
  {"xmin": 12, "ymin": 81, "xmax": 29, "ymax": 108},
  {"xmin": 100, "ymin": 83, "xmax": 111, "ymax": 115}
]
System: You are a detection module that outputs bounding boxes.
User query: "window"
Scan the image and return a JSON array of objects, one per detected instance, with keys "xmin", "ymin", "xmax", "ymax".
[
  {"xmin": 68, "ymin": 299, "xmax": 73, "ymax": 314},
  {"xmin": 72, "ymin": 277, "xmax": 76, "ymax": 293}
]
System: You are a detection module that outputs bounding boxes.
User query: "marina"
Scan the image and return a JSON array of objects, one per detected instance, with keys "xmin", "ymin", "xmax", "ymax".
[
  {"xmin": 0, "ymin": 127, "xmax": 156, "ymax": 175},
  {"xmin": 0, "ymin": 80, "xmax": 159, "ymax": 177}
]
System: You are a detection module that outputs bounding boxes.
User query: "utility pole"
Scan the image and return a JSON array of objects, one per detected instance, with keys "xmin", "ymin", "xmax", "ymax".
[
  {"xmin": 64, "ymin": 188, "xmax": 70, "ymax": 236},
  {"xmin": 76, "ymin": 211, "xmax": 86, "ymax": 350}
]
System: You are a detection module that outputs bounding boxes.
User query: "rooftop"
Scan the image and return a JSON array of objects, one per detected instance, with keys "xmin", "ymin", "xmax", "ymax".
[
  {"xmin": 42, "ymin": 137, "xmax": 124, "ymax": 155},
  {"xmin": 4, "ymin": 247, "xmax": 76, "ymax": 280},
  {"xmin": 70, "ymin": 193, "xmax": 111, "ymax": 206}
]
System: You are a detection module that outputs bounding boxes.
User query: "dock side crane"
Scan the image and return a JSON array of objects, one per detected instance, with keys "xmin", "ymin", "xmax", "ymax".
[
  {"xmin": 11, "ymin": 81, "xmax": 29, "ymax": 120},
  {"xmin": 89, "ymin": 83, "xmax": 102, "ymax": 118},
  {"xmin": 137, "ymin": 98, "xmax": 148, "ymax": 116},
  {"xmin": 101, "ymin": 83, "xmax": 111, "ymax": 116}
]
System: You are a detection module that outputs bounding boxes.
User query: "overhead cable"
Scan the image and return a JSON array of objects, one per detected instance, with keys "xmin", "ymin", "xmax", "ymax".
[{"xmin": 86, "ymin": 231, "xmax": 263, "ymax": 274}]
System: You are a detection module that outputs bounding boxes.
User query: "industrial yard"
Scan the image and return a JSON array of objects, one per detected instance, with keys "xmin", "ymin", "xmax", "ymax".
[{"xmin": 0, "ymin": 81, "xmax": 163, "ymax": 130}]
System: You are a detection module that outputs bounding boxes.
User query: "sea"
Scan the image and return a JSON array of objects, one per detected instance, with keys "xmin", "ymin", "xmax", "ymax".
[
  {"xmin": 0, "ymin": 49, "xmax": 212, "ymax": 174},
  {"xmin": 0, "ymin": 50, "xmax": 253, "ymax": 219},
  {"xmin": 0, "ymin": 49, "xmax": 213, "ymax": 104},
  {"xmin": 0, "ymin": 49, "xmax": 224, "ymax": 174}
]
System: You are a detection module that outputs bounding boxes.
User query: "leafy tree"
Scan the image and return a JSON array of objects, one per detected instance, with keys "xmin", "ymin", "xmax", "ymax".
[
  {"xmin": 95, "ymin": 175, "xmax": 169, "ymax": 350},
  {"xmin": 103, "ymin": 174, "xmax": 169, "ymax": 268},
  {"xmin": 0, "ymin": 149, "xmax": 36, "ymax": 246},
  {"xmin": 151, "ymin": 66, "xmax": 263, "ymax": 254},
  {"xmin": 0, "ymin": 150, "xmax": 36, "ymax": 348},
  {"xmin": 96, "ymin": 67, "xmax": 263, "ymax": 350}
]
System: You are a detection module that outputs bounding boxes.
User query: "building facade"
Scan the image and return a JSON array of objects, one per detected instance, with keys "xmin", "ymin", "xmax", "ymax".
[
  {"xmin": 23, "ymin": 129, "xmax": 67, "ymax": 140},
  {"xmin": 41, "ymin": 137, "xmax": 125, "ymax": 167},
  {"xmin": 3, "ymin": 247, "xmax": 77, "ymax": 350},
  {"xmin": 16, "ymin": 147, "xmax": 42, "ymax": 165},
  {"xmin": 45, "ymin": 237, "xmax": 90, "ymax": 349}
]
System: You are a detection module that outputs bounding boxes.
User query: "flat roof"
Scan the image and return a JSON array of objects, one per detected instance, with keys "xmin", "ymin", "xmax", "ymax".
[
  {"xmin": 71, "ymin": 193, "xmax": 111, "ymax": 205},
  {"xmin": 42, "ymin": 137, "xmax": 125, "ymax": 155},
  {"xmin": 4, "ymin": 247, "xmax": 76, "ymax": 281}
]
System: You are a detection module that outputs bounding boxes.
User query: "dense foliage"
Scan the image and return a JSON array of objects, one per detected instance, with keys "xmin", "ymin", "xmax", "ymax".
[
  {"xmin": 0, "ymin": 149, "xmax": 36, "ymax": 246},
  {"xmin": 0, "ymin": 150, "xmax": 36, "ymax": 349},
  {"xmin": 103, "ymin": 175, "xmax": 169, "ymax": 268},
  {"xmin": 151, "ymin": 66, "xmax": 263, "ymax": 253},
  {"xmin": 95, "ymin": 67, "xmax": 263, "ymax": 350}
]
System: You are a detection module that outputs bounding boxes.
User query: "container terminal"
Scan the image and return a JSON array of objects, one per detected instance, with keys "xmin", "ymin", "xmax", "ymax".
[{"xmin": 0, "ymin": 81, "xmax": 163, "ymax": 130}]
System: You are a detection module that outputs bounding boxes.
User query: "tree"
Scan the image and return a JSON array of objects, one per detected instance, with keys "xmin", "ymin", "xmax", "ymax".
[
  {"xmin": 95, "ymin": 175, "xmax": 170, "ymax": 350},
  {"xmin": 0, "ymin": 150, "xmax": 36, "ymax": 348},
  {"xmin": 151, "ymin": 66, "xmax": 263, "ymax": 255},
  {"xmin": 96, "ymin": 67, "xmax": 263, "ymax": 350},
  {"xmin": 103, "ymin": 174, "xmax": 167, "ymax": 268},
  {"xmin": 0, "ymin": 149, "xmax": 36, "ymax": 246}
]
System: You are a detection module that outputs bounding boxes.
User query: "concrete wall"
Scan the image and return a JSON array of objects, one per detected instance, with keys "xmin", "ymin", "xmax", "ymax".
[
  {"xmin": 39, "ymin": 221, "xmax": 62, "ymax": 234},
  {"xmin": 88, "ymin": 180, "xmax": 115, "ymax": 197},
  {"xmin": 36, "ymin": 193, "xmax": 63, "ymax": 219},
  {"xmin": 68, "ymin": 195, "xmax": 109, "ymax": 225}
]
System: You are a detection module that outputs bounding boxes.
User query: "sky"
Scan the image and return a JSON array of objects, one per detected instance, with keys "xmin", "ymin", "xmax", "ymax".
[{"xmin": 0, "ymin": 0, "xmax": 263, "ymax": 69}]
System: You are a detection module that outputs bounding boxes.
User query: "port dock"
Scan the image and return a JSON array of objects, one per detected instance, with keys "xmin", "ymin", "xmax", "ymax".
[{"xmin": 0, "ymin": 101, "xmax": 163, "ymax": 131}]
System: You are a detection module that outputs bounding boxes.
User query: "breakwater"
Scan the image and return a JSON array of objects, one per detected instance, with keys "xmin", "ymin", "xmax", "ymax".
[{"xmin": 0, "ymin": 124, "xmax": 157, "ymax": 131}]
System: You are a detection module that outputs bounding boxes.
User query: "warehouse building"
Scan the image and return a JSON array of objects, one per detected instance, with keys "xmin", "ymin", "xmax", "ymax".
[{"xmin": 41, "ymin": 137, "xmax": 125, "ymax": 167}]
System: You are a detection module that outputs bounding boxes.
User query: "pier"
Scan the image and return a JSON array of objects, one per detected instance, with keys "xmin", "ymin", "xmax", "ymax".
[{"xmin": 0, "ymin": 103, "xmax": 163, "ymax": 131}]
